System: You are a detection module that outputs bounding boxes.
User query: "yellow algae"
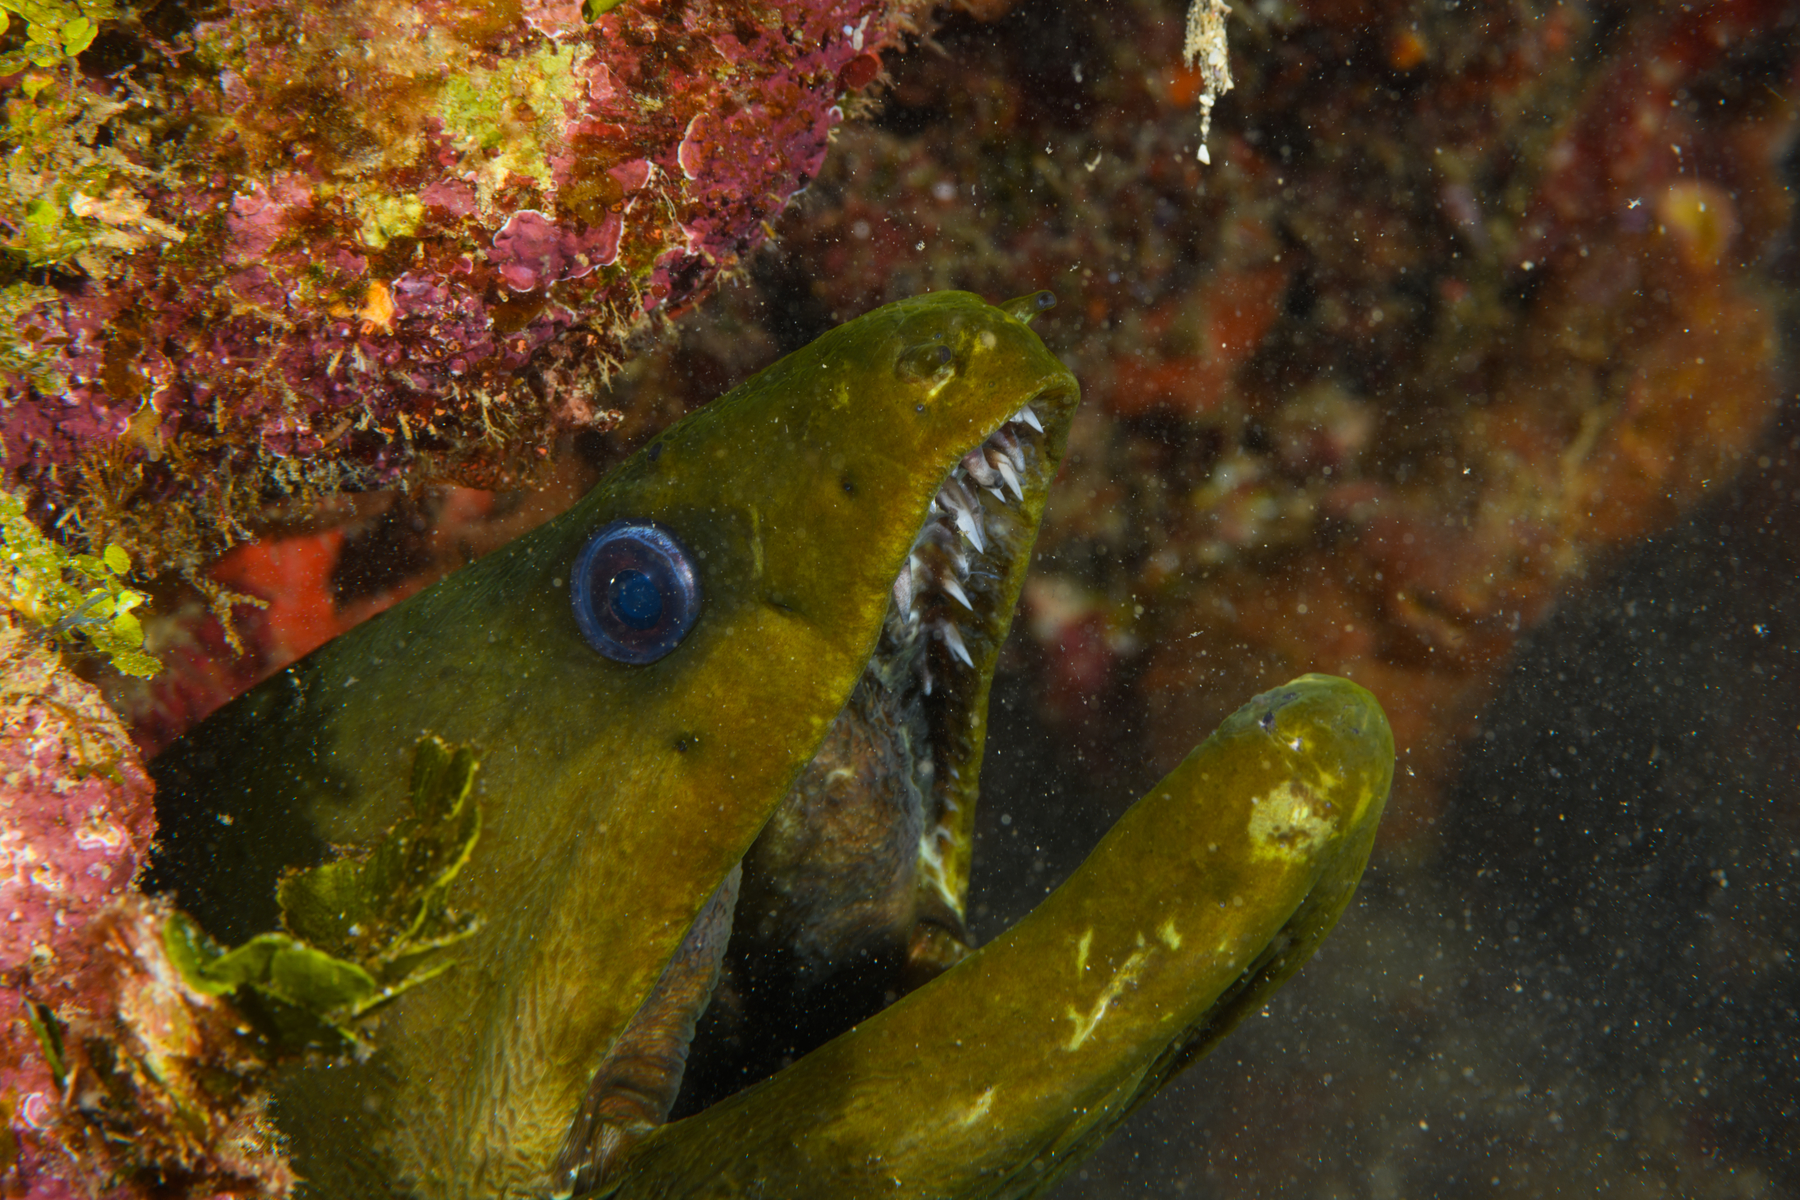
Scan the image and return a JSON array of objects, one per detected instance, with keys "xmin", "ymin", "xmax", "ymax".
[{"xmin": 1247, "ymin": 779, "xmax": 1336, "ymax": 862}]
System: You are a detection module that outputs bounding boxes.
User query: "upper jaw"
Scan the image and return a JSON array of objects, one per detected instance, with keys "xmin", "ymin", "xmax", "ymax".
[
  {"xmin": 879, "ymin": 396, "xmax": 1065, "ymax": 930},
  {"xmin": 546, "ymin": 304, "xmax": 1081, "ymax": 1189},
  {"xmin": 677, "ymin": 390, "xmax": 1071, "ymax": 1090},
  {"xmin": 581, "ymin": 391, "xmax": 1074, "ymax": 1159}
]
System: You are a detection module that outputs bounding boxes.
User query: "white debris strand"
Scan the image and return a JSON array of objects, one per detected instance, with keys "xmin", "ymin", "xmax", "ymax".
[{"xmin": 1183, "ymin": 0, "xmax": 1234, "ymax": 167}]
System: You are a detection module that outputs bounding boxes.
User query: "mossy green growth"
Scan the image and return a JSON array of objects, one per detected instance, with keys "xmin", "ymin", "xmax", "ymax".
[
  {"xmin": 0, "ymin": 281, "xmax": 63, "ymax": 391},
  {"xmin": 436, "ymin": 42, "xmax": 581, "ymax": 194},
  {"xmin": 2, "ymin": 67, "xmax": 165, "ymax": 271},
  {"xmin": 1, "ymin": 1, "xmax": 133, "ymax": 269},
  {"xmin": 0, "ymin": 0, "xmax": 114, "ymax": 74},
  {"xmin": 1, "ymin": 489, "xmax": 161, "ymax": 677},
  {"xmin": 277, "ymin": 736, "xmax": 484, "ymax": 971},
  {"xmin": 165, "ymin": 915, "xmax": 387, "ymax": 1051},
  {"xmin": 165, "ymin": 736, "xmax": 485, "ymax": 1052},
  {"xmin": 354, "ymin": 190, "xmax": 427, "ymax": 251}
]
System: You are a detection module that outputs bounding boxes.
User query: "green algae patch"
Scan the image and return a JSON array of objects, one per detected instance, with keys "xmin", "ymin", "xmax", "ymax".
[
  {"xmin": 0, "ymin": 71, "xmax": 173, "ymax": 273},
  {"xmin": 0, "ymin": 0, "xmax": 114, "ymax": 75},
  {"xmin": 437, "ymin": 42, "xmax": 585, "ymax": 198},
  {"xmin": 353, "ymin": 189, "xmax": 427, "ymax": 250},
  {"xmin": 164, "ymin": 915, "xmax": 387, "ymax": 1051},
  {"xmin": 165, "ymin": 736, "xmax": 484, "ymax": 1052},
  {"xmin": 278, "ymin": 735, "xmax": 484, "ymax": 970},
  {"xmin": 1, "ymin": 489, "xmax": 161, "ymax": 678}
]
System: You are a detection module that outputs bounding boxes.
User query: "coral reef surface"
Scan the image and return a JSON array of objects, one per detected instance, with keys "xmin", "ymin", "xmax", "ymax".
[
  {"xmin": 1, "ymin": 0, "xmax": 926, "ymax": 571},
  {"xmin": 0, "ymin": 615, "xmax": 286, "ymax": 1196}
]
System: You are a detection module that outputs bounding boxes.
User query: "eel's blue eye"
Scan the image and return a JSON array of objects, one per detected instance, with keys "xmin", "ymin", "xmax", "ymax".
[{"xmin": 570, "ymin": 521, "xmax": 700, "ymax": 664}]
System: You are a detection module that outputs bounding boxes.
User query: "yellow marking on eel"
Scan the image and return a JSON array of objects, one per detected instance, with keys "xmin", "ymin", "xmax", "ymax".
[
  {"xmin": 916, "ymin": 828, "xmax": 962, "ymax": 916},
  {"xmin": 956, "ymin": 1087, "xmax": 996, "ymax": 1128},
  {"xmin": 1247, "ymin": 779, "xmax": 1336, "ymax": 863},
  {"xmin": 1064, "ymin": 935, "xmax": 1152, "ymax": 1052}
]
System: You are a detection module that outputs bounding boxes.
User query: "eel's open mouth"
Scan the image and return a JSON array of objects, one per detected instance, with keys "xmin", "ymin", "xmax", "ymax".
[
  {"xmin": 554, "ymin": 393, "xmax": 1068, "ymax": 1193},
  {"xmin": 136, "ymin": 295, "xmax": 1391, "ymax": 1200}
]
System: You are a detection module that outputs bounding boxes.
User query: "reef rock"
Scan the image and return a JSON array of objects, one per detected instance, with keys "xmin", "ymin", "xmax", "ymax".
[{"xmin": 0, "ymin": 0, "xmax": 926, "ymax": 570}]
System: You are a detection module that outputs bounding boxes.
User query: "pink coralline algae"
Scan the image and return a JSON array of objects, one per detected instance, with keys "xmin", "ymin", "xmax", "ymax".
[
  {"xmin": 0, "ymin": 0, "xmax": 927, "ymax": 570},
  {"xmin": 0, "ymin": 622, "xmax": 153, "ymax": 982},
  {"xmin": 0, "ymin": 620, "xmax": 288, "ymax": 1196},
  {"xmin": 490, "ymin": 209, "xmax": 620, "ymax": 293}
]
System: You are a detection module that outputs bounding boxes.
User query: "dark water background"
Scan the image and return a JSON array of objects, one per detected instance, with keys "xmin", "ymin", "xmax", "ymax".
[{"xmin": 971, "ymin": 403, "xmax": 1800, "ymax": 1196}]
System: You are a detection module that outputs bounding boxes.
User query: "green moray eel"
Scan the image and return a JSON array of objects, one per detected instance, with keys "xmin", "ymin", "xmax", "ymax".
[{"xmin": 147, "ymin": 292, "xmax": 1394, "ymax": 1199}]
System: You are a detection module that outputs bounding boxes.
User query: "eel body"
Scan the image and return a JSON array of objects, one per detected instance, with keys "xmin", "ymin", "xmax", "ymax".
[{"xmin": 148, "ymin": 292, "xmax": 1394, "ymax": 1198}]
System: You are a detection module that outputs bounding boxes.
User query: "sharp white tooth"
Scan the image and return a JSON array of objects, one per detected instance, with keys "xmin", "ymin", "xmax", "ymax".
[
  {"xmin": 993, "ymin": 427, "xmax": 1026, "ymax": 473},
  {"xmin": 941, "ymin": 576, "xmax": 973, "ymax": 611},
  {"xmin": 991, "ymin": 451, "xmax": 1024, "ymax": 501},
  {"xmin": 962, "ymin": 449, "xmax": 999, "ymax": 489},
  {"xmin": 938, "ymin": 621, "xmax": 974, "ymax": 667},
  {"xmin": 955, "ymin": 507, "xmax": 985, "ymax": 554},
  {"xmin": 940, "ymin": 476, "xmax": 974, "ymax": 513},
  {"xmin": 1015, "ymin": 403, "xmax": 1043, "ymax": 433},
  {"xmin": 940, "ymin": 478, "xmax": 986, "ymax": 554}
]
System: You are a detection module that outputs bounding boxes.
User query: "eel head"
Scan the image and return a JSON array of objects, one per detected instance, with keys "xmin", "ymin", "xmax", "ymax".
[{"xmin": 147, "ymin": 292, "xmax": 1393, "ymax": 1199}]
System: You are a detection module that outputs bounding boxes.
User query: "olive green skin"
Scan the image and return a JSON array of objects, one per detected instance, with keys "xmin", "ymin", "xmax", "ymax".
[
  {"xmin": 150, "ymin": 293, "xmax": 1394, "ymax": 1199},
  {"xmin": 150, "ymin": 292, "xmax": 1081, "ymax": 1197},
  {"xmin": 599, "ymin": 674, "xmax": 1391, "ymax": 1199}
]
